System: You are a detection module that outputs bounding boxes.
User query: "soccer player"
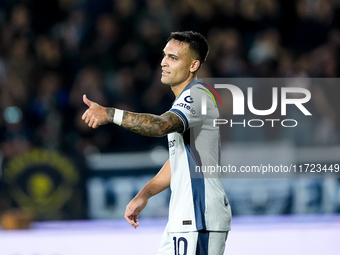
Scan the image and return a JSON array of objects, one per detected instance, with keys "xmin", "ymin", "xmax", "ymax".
[{"xmin": 82, "ymin": 31, "xmax": 232, "ymax": 255}]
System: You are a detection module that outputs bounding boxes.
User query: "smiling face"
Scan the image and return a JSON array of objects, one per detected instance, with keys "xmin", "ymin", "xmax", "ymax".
[{"xmin": 160, "ymin": 39, "xmax": 200, "ymax": 95}]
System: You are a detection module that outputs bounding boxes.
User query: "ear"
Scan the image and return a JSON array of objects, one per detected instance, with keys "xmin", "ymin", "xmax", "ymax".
[{"xmin": 190, "ymin": 60, "xmax": 200, "ymax": 73}]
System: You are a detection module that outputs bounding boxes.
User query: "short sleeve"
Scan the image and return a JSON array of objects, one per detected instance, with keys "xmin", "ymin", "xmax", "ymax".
[{"xmin": 169, "ymin": 86, "xmax": 206, "ymax": 132}]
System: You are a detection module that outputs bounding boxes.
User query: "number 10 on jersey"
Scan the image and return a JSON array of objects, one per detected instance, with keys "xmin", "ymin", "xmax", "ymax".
[{"xmin": 173, "ymin": 237, "xmax": 188, "ymax": 255}]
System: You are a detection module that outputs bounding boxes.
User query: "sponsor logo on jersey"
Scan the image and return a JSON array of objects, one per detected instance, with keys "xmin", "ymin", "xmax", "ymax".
[
  {"xmin": 174, "ymin": 102, "xmax": 196, "ymax": 114},
  {"xmin": 184, "ymin": 95, "xmax": 194, "ymax": 103}
]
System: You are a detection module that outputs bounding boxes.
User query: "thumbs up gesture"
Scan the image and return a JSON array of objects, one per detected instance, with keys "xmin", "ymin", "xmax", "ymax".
[{"xmin": 82, "ymin": 94, "xmax": 109, "ymax": 128}]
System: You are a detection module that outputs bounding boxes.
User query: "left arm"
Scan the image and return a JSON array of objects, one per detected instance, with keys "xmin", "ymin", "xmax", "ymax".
[{"xmin": 124, "ymin": 159, "xmax": 171, "ymax": 228}]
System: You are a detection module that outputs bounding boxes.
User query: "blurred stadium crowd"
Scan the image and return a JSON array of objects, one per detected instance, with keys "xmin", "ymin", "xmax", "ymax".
[{"xmin": 0, "ymin": 0, "xmax": 340, "ymax": 160}]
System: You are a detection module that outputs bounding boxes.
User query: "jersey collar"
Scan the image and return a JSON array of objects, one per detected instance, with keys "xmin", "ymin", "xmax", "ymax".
[{"xmin": 172, "ymin": 79, "xmax": 203, "ymax": 105}]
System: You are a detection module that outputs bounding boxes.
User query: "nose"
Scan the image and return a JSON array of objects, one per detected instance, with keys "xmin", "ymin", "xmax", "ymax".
[{"xmin": 161, "ymin": 56, "xmax": 168, "ymax": 67}]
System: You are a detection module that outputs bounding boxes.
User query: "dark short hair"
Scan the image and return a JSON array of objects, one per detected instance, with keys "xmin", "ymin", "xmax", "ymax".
[{"xmin": 168, "ymin": 31, "xmax": 209, "ymax": 66}]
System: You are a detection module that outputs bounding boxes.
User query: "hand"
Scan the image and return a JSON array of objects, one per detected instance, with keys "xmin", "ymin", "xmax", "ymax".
[
  {"xmin": 82, "ymin": 94, "xmax": 109, "ymax": 128},
  {"xmin": 124, "ymin": 196, "xmax": 148, "ymax": 229}
]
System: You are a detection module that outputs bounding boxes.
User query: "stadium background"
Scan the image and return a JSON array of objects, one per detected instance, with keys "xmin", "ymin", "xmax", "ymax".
[{"xmin": 0, "ymin": 0, "xmax": 340, "ymax": 254}]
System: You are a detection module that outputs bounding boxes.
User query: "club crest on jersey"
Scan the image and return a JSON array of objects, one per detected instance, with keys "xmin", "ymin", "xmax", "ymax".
[{"xmin": 168, "ymin": 139, "xmax": 176, "ymax": 148}]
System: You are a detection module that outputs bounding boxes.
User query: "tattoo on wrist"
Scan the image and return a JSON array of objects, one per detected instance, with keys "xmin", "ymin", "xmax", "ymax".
[{"xmin": 106, "ymin": 108, "xmax": 115, "ymax": 123}]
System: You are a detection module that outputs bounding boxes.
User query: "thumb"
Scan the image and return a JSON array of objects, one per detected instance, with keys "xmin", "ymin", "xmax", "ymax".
[{"xmin": 83, "ymin": 94, "xmax": 92, "ymax": 107}]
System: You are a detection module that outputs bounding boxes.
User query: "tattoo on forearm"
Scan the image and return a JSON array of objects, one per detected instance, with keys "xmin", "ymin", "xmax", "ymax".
[
  {"xmin": 121, "ymin": 111, "xmax": 184, "ymax": 137},
  {"xmin": 106, "ymin": 108, "xmax": 115, "ymax": 123}
]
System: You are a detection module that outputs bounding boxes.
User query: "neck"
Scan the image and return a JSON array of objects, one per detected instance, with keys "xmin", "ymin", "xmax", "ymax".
[{"xmin": 171, "ymin": 76, "xmax": 196, "ymax": 98}]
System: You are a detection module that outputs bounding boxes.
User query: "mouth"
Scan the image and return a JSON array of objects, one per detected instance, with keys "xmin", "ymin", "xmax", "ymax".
[{"xmin": 162, "ymin": 69, "xmax": 170, "ymax": 76}]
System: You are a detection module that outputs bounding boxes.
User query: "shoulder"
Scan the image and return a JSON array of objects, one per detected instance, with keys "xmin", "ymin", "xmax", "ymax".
[{"xmin": 176, "ymin": 83, "xmax": 206, "ymax": 102}]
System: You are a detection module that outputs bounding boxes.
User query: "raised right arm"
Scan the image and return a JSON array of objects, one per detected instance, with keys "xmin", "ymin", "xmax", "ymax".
[{"xmin": 82, "ymin": 94, "xmax": 184, "ymax": 136}]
